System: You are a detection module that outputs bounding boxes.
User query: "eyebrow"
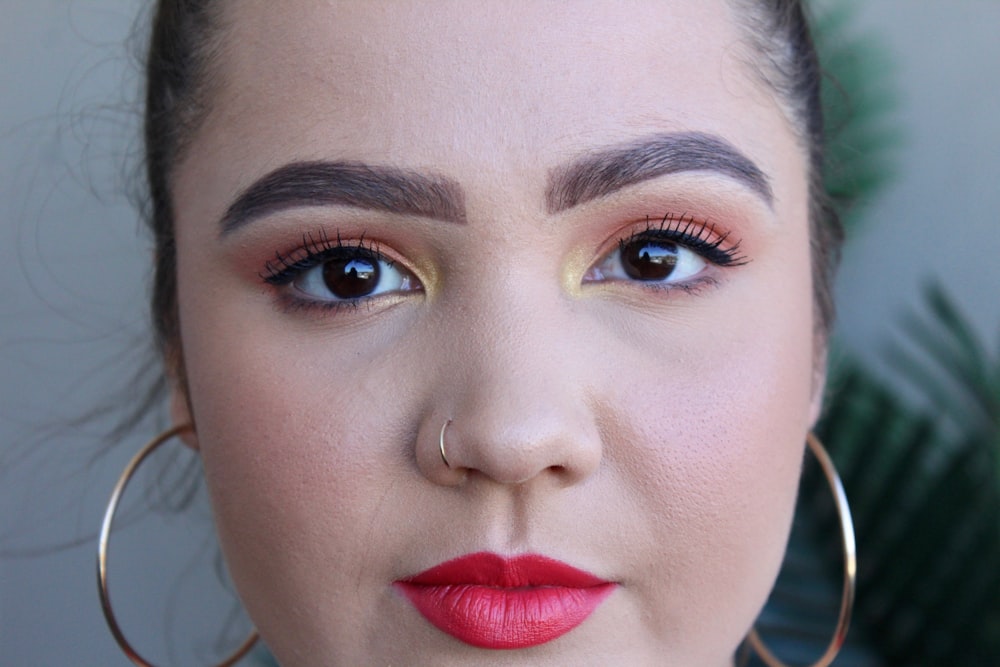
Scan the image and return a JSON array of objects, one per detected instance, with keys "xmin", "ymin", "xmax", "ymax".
[
  {"xmin": 219, "ymin": 161, "xmax": 467, "ymax": 236},
  {"xmin": 220, "ymin": 131, "xmax": 771, "ymax": 236},
  {"xmin": 545, "ymin": 131, "xmax": 773, "ymax": 213}
]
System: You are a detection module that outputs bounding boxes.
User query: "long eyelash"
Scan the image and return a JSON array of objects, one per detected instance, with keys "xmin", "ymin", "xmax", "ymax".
[
  {"xmin": 619, "ymin": 213, "xmax": 749, "ymax": 267},
  {"xmin": 259, "ymin": 228, "xmax": 388, "ymax": 285}
]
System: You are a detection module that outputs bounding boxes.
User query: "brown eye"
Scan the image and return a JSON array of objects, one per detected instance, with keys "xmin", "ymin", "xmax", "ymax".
[
  {"xmin": 322, "ymin": 257, "xmax": 379, "ymax": 299},
  {"xmin": 587, "ymin": 235, "xmax": 709, "ymax": 286},
  {"xmin": 621, "ymin": 240, "xmax": 679, "ymax": 281},
  {"xmin": 290, "ymin": 248, "xmax": 415, "ymax": 303}
]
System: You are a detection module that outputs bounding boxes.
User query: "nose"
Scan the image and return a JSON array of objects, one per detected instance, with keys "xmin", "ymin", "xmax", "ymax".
[{"xmin": 416, "ymin": 292, "xmax": 603, "ymax": 488}]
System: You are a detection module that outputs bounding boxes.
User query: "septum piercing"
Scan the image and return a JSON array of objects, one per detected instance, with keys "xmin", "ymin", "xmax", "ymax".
[{"xmin": 439, "ymin": 419, "xmax": 452, "ymax": 469}]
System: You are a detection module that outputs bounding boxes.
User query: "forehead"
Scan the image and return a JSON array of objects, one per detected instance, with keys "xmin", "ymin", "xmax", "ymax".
[{"xmin": 187, "ymin": 0, "xmax": 790, "ymax": 203}]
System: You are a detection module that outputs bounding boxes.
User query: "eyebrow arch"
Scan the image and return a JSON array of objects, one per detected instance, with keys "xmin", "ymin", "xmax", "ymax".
[
  {"xmin": 545, "ymin": 131, "xmax": 773, "ymax": 213},
  {"xmin": 219, "ymin": 161, "xmax": 467, "ymax": 236}
]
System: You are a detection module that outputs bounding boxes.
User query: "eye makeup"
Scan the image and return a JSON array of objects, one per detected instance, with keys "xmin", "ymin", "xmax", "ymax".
[
  {"xmin": 259, "ymin": 228, "xmax": 387, "ymax": 286},
  {"xmin": 581, "ymin": 211, "xmax": 749, "ymax": 296},
  {"xmin": 615, "ymin": 213, "xmax": 748, "ymax": 268},
  {"xmin": 257, "ymin": 228, "xmax": 421, "ymax": 314},
  {"xmin": 253, "ymin": 207, "xmax": 748, "ymax": 316}
]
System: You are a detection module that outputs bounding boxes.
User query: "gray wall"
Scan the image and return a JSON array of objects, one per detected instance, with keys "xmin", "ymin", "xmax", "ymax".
[
  {"xmin": 833, "ymin": 1, "xmax": 1000, "ymax": 379},
  {"xmin": 2, "ymin": 2, "xmax": 998, "ymax": 665},
  {"xmin": 1, "ymin": 3, "xmax": 253, "ymax": 665}
]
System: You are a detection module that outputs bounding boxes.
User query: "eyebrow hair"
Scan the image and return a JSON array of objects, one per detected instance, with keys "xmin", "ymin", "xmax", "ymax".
[
  {"xmin": 545, "ymin": 131, "xmax": 773, "ymax": 213},
  {"xmin": 219, "ymin": 161, "xmax": 467, "ymax": 236},
  {"xmin": 220, "ymin": 132, "xmax": 769, "ymax": 235}
]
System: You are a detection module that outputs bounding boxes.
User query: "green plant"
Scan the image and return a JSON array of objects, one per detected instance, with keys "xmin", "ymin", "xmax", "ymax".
[
  {"xmin": 752, "ymin": 286, "xmax": 1000, "ymax": 666},
  {"xmin": 750, "ymin": 4, "xmax": 999, "ymax": 663},
  {"xmin": 812, "ymin": 0, "xmax": 901, "ymax": 232}
]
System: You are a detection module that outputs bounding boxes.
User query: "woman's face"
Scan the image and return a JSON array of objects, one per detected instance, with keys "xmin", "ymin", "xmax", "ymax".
[{"xmin": 170, "ymin": 0, "xmax": 818, "ymax": 664}]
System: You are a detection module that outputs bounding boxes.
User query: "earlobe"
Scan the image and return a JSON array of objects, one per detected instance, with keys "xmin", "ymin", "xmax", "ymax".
[
  {"xmin": 165, "ymin": 340, "xmax": 200, "ymax": 450},
  {"xmin": 808, "ymin": 380, "xmax": 825, "ymax": 428},
  {"xmin": 169, "ymin": 383, "xmax": 200, "ymax": 451},
  {"xmin": 808, "ymin": 344, "xmax": 829, "ymax": 428}
]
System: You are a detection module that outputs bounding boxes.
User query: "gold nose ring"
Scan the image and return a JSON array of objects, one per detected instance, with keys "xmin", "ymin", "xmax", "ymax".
[{"xmin": 439, "ymin": 419, "xmax": 452, "ymax": 468}]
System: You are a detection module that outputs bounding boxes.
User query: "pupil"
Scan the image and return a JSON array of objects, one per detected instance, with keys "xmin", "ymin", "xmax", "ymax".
[
  {"xmin": 322, "ymin": 256, "xmax": 380, "ymax": 298},
  {"xmin": 622, "ymin": 241, "xmax": 678, "ymax": 280}
]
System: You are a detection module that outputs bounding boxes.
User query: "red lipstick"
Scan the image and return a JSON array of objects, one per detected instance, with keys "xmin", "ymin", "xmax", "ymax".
[{"xmin": 394, "ymin": 552, "xmax": 615, "ymax": 649}]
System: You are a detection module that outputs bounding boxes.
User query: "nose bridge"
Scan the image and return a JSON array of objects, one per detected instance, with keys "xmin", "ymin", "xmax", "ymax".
[
  {"xmin": 455, "ymin": 262, "xmax": 571, "ymax": 406},
  {"xmin": 437, "ymin": 271, "xmax": 602, "ymax": 487}
]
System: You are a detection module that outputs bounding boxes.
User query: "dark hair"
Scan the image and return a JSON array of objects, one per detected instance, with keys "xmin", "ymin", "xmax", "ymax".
[
  {"xmin": 144, "ymin": 0, "xmax": 223, "ymax": 387},
  {"xmin": 729, "ymin": 0, "xmax": 844, "ymax": 337},
  {"xmin": 143, "ymin": 0, "xmax": 842, "ymax": 381}
]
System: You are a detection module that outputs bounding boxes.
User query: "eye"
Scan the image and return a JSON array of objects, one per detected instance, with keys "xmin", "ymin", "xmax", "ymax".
[
  {"xmin": 260, "ymin": 232, "xmax": 421, "ymax": 309},
  {"xmin": 588, "ymin": 236, "xmax": 709, "ymax": 286},
  {"xmin": 585, "ymin": 216, "xmax": 748, "ymax": 288},
  {"xmin": 291, "ymin": 247, "xmax": 415, "ymax": 302}
]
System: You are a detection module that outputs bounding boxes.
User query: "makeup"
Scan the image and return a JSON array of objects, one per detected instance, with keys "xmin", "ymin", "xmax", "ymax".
[{"xmin": 394, "ymin": 552, "xmax": 616, "ymax": 649}]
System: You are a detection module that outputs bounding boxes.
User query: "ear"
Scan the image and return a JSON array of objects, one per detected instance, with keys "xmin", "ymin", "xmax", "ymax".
[
  {"xmin": 808, "ymin": 375, "xmax": 825, "ymax": 427},
  {"xmin": 170, "ymin": 377, "xmax": 201, "ymax": 451},
  {"xmin": 808, "ymin": 342, "xmax": 829, "ymax": 429}
]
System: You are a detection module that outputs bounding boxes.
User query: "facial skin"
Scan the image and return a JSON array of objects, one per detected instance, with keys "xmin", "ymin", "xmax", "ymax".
[{"xmin": 169, "ymin": 1, "xmax": 819, "ymax": 664}]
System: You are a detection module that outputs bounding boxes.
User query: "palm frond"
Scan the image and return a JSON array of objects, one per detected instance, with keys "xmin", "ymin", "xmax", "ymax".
[
  {"xmin": 753, "ymin": 352, "xmax": 1000, "ymax": 665},
  {"xmin": 887, "ymin": 282, "xmax": 1000, "ymax": 439},
  {"xmin": 754, "ymin": 283, "xmax": 1000, "ymax": 665}
]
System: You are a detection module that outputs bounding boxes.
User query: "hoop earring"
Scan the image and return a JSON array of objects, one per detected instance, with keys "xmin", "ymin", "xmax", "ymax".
[
  {"xmin": 747, "ymin": 432, "xmax": 856, "ymax": 667},
  {"xmin": 97, "ymin": 424, "xmax": 259, "ymax": 667}
]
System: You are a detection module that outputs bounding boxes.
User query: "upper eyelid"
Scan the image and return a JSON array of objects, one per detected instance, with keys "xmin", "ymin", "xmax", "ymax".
[
  {"xmin": 261, "ymin": 238, "xmax": 419, "ymax": 312},
  {"xmin": 261, "ymin": 246, "xmax": 389, "ymax": 286},
  {"xmin": 259, "ymin": 230, "xmax": 395, "ymax": 284},
  {"xmin": 255, "ymin": 214, "xmax": 745, "ymax": 287},
  {"xmin": 608, "ymin": 214, "xmax": 748, "ymax": 265},
  {"xmin": 621, "ymin": 213, "xmax": 722, "ymax": 242}
]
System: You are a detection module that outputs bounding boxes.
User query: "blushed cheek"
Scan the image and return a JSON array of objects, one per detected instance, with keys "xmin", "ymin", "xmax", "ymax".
[
  {"xmin": 606, "ymin": 273, "xmax": 814, "ymax": 649},
  {"xmin": 625, "ymin": 403, "xmax": 803, "ymax": 657},
  {"xmin": 173, "ymin": 301, "xmax": 397, "ymax": 651}
]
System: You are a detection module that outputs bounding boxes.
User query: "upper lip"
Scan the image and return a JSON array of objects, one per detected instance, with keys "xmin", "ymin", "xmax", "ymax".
[{"xmin": 399, "ymin": 551, "xmax": 610, "ymax": 588}]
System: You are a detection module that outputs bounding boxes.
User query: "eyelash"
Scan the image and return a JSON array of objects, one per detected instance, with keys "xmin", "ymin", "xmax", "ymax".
[
  {"xmin": 260, "ymin": 229, "xmax": 397, "ymax": 312},
  {"xmin": 617, "ymin": 213, "xmax": 748, "ymax": 268},
  {"xmin": 260, "ymin": 229, "xmax": 388, "ymax": 285},
  {"xmin": 258, "ymin": 213, "xmax": 746, "ymax": 311}
]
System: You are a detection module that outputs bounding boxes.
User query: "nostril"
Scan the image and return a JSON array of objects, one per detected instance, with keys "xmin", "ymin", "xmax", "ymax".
[{"xmin": 418, "ymin": 365, "xmax": 604, "ymax": 488}]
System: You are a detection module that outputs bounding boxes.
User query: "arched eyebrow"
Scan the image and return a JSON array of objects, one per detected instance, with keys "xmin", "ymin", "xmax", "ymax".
[
  {"xmin": 218, "ymin": 132, "xmax": 772, "ymax": 237},
  {"xmin": 545, "ymin": 131, "xmax": 773, "ymax": 213},
  {"xmin": 219, "ymin": 161, "xmax": 467, "ymax": 236}
]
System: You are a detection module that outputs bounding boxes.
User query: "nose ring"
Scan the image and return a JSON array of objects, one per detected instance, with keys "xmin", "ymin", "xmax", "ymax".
[{"xmin": 439, "ymin": 419, "xmax": 452, "ymax": 469}]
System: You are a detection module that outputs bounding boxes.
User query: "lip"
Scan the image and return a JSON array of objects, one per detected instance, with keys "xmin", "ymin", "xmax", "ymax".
[{"xmin": 394, "ymin": 552, "xmax": 616, "ymax": 649}]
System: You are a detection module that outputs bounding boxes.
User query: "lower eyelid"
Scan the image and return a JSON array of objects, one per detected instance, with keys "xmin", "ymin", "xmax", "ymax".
[
  {"xmin": 274, "ymin": 289, "xmax": 416, "ymax": 316},
  {"xmin": 257, "ymin": 241, "xmax": 424, "ymax": 317},
  {"xmin": 644, "ymin": 275, "xmax": 720, "ymax": 295}
]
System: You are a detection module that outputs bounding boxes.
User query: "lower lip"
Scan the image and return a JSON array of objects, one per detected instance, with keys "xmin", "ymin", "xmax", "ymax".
[{"xmin": 394, "ymin": 553, "xmax": 616, "ymax": 649}]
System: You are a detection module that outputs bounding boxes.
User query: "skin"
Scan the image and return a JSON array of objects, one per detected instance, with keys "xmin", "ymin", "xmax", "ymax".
[{"xmin": 169, "ymin": 0, "xmax": 820, "ymax": 664}]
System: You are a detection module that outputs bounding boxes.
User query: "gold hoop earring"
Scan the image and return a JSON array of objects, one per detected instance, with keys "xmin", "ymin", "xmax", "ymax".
[
  {"xmin": 747, "ymin": 432, "xmax": 856, "ymax": 667},
  {"xmin": 439, "ymin": 419, "xmax": 452, "ymax": 469},
  {"xmin": 97, "ymin": 424, "xmax": 259, "ymax": 667}
]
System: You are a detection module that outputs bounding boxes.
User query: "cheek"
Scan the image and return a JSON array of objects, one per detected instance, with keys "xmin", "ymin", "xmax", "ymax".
[
  {"xmin": 176, "ymin": 299, "xmax": 426, "ymax": 656},
  {"xmin": 604, "ymin": 249, "xmax": 815, "ymax": 647}
]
